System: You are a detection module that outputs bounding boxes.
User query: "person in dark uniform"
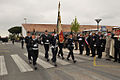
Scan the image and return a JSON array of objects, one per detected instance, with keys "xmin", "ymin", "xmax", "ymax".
[
  {"xmin": 77, "ymin": 33, "xmax": 84, "ymax": 55},
  {"xmin": 58, "ymin": 36, "xmax": 64, "ymax": 60},
  {"xmin": 90, "ymin": 32, "xmax": 97, "ymax": 57},
  {"xmin": 12, "ymin": 37, "xmax": 15, "ymax": 45},
  {"xmin": 42, "ymin": 30, "xmax": 51, "ymax": 61},
  {"xmin": 96, "ymin": 31, "xmax": 104, "ymax": 59},
  {"xmin": 25, "ymin": 31, "xmax": 32, "ymax": 64},
  {"xmin": 20, "ymin": 35, "xmax": 24, "ymax": 49},
  {"xmin": 112, "ymin": 31, "xmax": 120, "ymax": 63},
  {"xmin": 30, "ymin": 33, "xmax": 39, "ymax": 70},
  {"xmin": 84, "ymin": 33, "xmax": 90, "ymax": 56},
  {"xmin": 67, "ymin": 33, "xmax": 76, "ymax": 63},
  {"xmin": 50, "ymin": 32, "xmax": 58, "ymax": 66}
]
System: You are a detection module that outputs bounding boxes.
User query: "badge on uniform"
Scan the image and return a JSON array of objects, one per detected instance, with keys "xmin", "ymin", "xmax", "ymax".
[{"xmin": 79, "ymin": 38, "xmax": 82, "ymax": 40}]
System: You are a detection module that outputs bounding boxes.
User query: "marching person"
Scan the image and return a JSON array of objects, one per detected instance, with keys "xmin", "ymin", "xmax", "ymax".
[
  {"xmin": 25, "ymin": 31, "xmax": 32, "ymax": 64},
  {"xmin": 50, "ymin": 32, "xmax": 58, "ymax": 66},
  {"xmin": 77, "ymin": 33, "xmax": 84, "ymax": 55},
  {"xmin": 84, "ymin": 33, "xmax": 90, "ymax": 56},
  {"xmin": 30, "ymin": 33, "xmax": 39, "ymax": 70},
  {"xmin": 67, "ymin": 33, "xmax": 76, "ymax": 63},
  {"xmin": 42, "ymin": 30, "xmax": 51, "ymax": 61},
  {"xmin": 20, "ymin": 35, "xmax": 24, "ymax": 49},
  {"xmin": 90, "ymin": 32, "xmax": 97, "ymax": 57}
]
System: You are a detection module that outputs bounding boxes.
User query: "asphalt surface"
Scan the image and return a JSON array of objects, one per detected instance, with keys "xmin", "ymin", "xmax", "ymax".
[{"xmin": 0, "ymin": 42, "xmax": 120, "ymax": 80}]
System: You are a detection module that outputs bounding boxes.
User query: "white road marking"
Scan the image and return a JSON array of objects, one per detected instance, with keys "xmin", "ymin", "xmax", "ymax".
[
  {"xmin": 11, "ymin": 54, "xmax": 33, "ymax": 72},
  {"xmin": 0, "ymin": 56, "xmax": 8, "ymax": 76},
  {"xmin": 24, "ymin": 54, "xmax": 54, "ymax": 69},
  {"xmin": 39, "ymin": 52, "xmax": 71, "ymax": 65}
]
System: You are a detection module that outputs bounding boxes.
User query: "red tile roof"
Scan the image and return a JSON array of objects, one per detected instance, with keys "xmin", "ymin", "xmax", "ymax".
[{"xmin": 22, "ymin": 24, "xmax": 116, "ymax": 32}]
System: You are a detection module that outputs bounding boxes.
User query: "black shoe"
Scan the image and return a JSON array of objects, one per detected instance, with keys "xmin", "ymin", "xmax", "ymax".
[
  {"xmin": 29, "ymin": 60, "xmax": 32, "ymax": 64},
  {"xmin": 67, "ymin": 58, "xmax": 69, "ymax": 61},
  {"xmin": 113, "ymin": 60, "xmax": 117, "ymax": 62},
  {"xmin": 58, "ymin": 55, "xmax": 60, "ymax": 57},
  {"xmin": 54, "ymin": 63, "xmax": 57, "ymax": 67},
  {"xmin": 118, "ymin": 61, "xmax": 120, "ymax": 63},
  {"xmin": 47, "ymin": 59, "xmax": 49, "ymax": 62},
  {"xmin": 73, "ymin": 60, "xmax": 76, "ymax": 63},
  {"xmin": 34, "ymin": 67, "xmax": 37, "ymax": 70},
  {"xmin": 62, "ymin": 57, "xmax": 65, "ymax": 60},
  {"xmin": 34, "ymin": 65, "xmax": 37, "ymax": 70}
]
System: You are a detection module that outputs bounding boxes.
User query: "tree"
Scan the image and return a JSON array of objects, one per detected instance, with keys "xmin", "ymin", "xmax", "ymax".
[
  {"xmin": 71, "ymin": 17, "xmax": 80, "ymax": 33},
  {"xmin": 8, "ymin": 26, "xmax": 22, "ymax": 34}
]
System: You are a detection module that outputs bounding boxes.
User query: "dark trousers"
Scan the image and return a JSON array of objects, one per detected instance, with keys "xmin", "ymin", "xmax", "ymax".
[
  {"xmin": 79, "ymin": 44, "xmax": 84, "ymax": 54},
  {"xmin": 21, "ymin": 42, "xmax": 24, "ymax": 49},
  {"xmin": 51, "ymin": 47, "xmax": 58, "ymax": 62},
  {"xmin": 67, "ymin": 48, "xmax": 75, "ymax": 60},
  {"xmin": 58, "ymin": 46, "xmax": 63, "ymax": 57},
  {"xmin": 26, "ymin": 46, "xmax": 32, "ymax": 60},
  {"xmin": 85, "ymin": 45, "xmax": 90, "ymax": 56},
  {"xmin": 32, "ymin": 50, "xmax": 38, "ymax": 66},
  {"xmin": 114, "ymin": 48, "xmax": 120, "ymax": 61},
  {"xmin": 97, "ymin": 47, "xmax": 102, "ymax": 58},
  {"xmin": 44, "ymin": 44, "xmax": 49, "ymax": 59},
  {"xmin": 91, "ymin": 47, "xmax": 96, "ymax": 57}
]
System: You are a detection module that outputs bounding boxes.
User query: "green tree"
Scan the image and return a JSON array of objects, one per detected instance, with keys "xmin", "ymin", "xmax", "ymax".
[
  {"xmin": 71, "ymin": 17, "xmax": 80, "ymax": 33},
  {"xmin": 8, "ymin": 26, "xmax": 22, "ymax": 34}
]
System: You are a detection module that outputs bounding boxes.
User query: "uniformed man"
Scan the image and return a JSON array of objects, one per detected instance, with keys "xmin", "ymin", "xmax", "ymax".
[
  {"xmin": 50, "ymin": 32, "xmax": 58, "ymax": 66},
  {"xmin": 84, "ymin": 33, "xmax": 90, "ymax": 56},
  {"xmin": 67, "ymin": 33, "xmax": 76, "ymax": 63},
  {"xmin": 90, "ymin": 32, "xmax": 97, "ymax": 57},
  {"xmin": 42, "ymin": 30, "xmax": 51, "ymax": 61},
  {"xmin": 96, "ymin": 31, "xmax": 104, "ymax": 59},
  {"xmin": 25, "ymin": 31, "xmax": 32, "ymax": 64},
  {"xmin": 20, "ymin": 35, "xmax": 24, "ymax": 49},
  {"xmin": 30, "ymin": 33, "xmax": 39, "ymax": 70},
  {"xmin": 77, "ymin": 33, "xmax": 84, "ymax": 55}
]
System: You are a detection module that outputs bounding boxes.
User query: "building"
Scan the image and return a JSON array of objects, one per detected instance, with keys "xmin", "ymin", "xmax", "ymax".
[{"xmin": 22, "ymin": 24, "xmax": 116, "ymax": 37}]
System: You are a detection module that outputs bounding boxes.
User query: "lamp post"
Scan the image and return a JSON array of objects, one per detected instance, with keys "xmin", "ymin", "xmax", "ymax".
[
  {"xmin": 95, "ymin": 19, "xmax": 102, "ymax": 31},
  {"xmin": 24, "ymin": 18, "xmax": 27, "ymax": 24}
]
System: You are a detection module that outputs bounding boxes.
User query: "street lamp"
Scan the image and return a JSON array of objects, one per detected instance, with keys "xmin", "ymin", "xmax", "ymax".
[
  {"xmin": 24, "ymin": 18, "xmax": 27, "ymax": 24},
  {"xmin": 95, "ymin": 19, "xmax": 102, "ymax": 31}
]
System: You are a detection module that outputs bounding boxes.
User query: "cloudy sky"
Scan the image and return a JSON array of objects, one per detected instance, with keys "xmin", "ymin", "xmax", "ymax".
[{"xmin": 0, "ymin": 0, "xmax": 120, "ymax": 36}]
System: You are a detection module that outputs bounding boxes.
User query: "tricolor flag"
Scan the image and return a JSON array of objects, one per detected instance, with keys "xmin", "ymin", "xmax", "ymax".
[{"xmin": 57, "ymin": 2, "xmax": 64, "ymax": 43}]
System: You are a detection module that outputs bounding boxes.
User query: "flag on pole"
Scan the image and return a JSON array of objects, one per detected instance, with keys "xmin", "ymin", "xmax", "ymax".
[{"xmin": 57, "ymin": 2, "xmax": 64, "ymax": 43}]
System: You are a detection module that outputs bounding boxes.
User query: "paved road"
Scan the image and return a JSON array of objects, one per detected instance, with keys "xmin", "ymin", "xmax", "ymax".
[{"xmin": 0, "ymin": 42, "xmax": 120, "ymax": 80}]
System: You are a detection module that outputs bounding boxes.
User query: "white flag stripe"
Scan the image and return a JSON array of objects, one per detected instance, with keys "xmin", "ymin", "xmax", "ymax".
[
  {"xmin": 0, "ymin": 56, "xmax": 8, "ymax": 76},
  {"xmin": 39, "ymin": 52, "xmax": 70, "ymax": 65},
  {"xmin": 11, "ymin": 55, "xmax": 33, "ymax": 72},
  {"xmin": 24, "ymin": 54, "xmax": 54, "ymax": 69}
]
